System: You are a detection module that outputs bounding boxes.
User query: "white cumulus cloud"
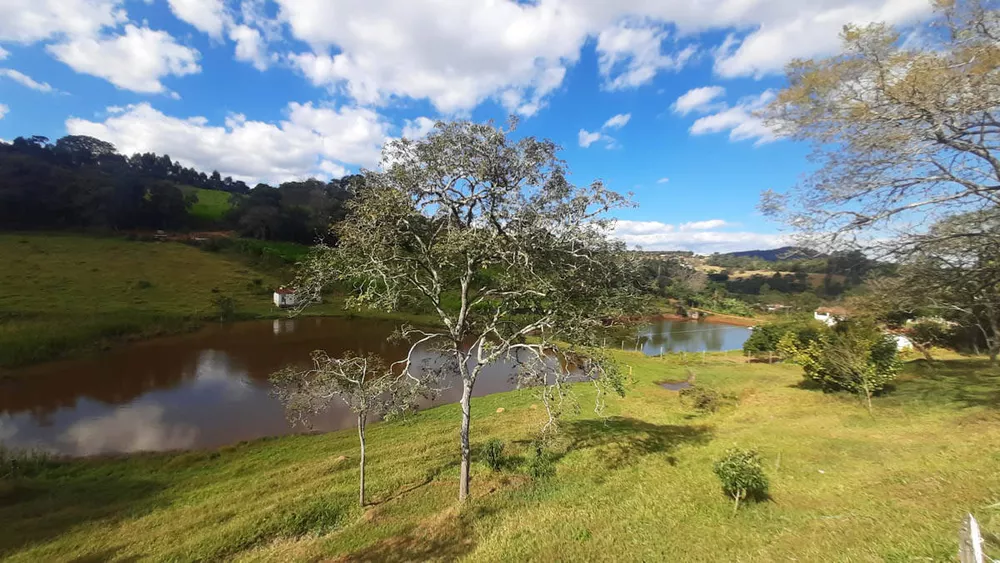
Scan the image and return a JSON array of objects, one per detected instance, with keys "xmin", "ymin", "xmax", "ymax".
[
  {"xmin": 603, "ymin": 113, "xmax": 631, "ymax": 129},
  {"xmin": 689, "ymin": 89, "xmax": 779, "ymax": 145},
  {"xmin": 0, "ymin": 103, "xmax": 8, "ymax": 119},
  {"xmin": 613, "ymin": 219, "xmax": 787, "ymax": 253},
  {"xmin": 48, "ymin": 25, "xmax": 200, "ymax": 93},
  {"xmin": 596, "ymin": 19, "xmax": 696, "ymax": 91},
  {"xmin": 402, "ymin": 117, "xmax": 436, "ymax": 140},
  {"xmin": 167, "ymin": 0, "xmax": 226, "ymax": 38},
  {"xmin": 578, "ymin": 129, "xmax": 603, "ymax": 148},
  {"xmin": 672, "ymin": 86, "xmax": 726, "ymax": 116},
  {"xmin": 0, "ymin": 68, "xmax": 54, "ymax": 92},
  {"xmin": 229, "ymin": 24, "xmax": 269, "ymax": 70},
  {"xmin": 267, "ymin": 0, "xmax": 931, "ymax": 114},
  {"xmin": 66, "ymin": 102, "xmax": 390, "ymax": 184},
  {"xmin": 0, "ymin": 0, "xmax": 126, "ymax": 43}
]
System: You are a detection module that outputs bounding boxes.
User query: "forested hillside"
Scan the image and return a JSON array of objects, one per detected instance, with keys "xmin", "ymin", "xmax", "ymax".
[{"xmin": 0, "ymin": 135, "xmax": 359, "ymax": 244}]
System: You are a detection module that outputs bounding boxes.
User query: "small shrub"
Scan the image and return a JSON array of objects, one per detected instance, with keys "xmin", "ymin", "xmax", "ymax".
[
  {"xmin": 785, "ymin": 320, "xmax": 902, "ymax": 413},
  {"xmin": 211, "ymin": 295, "xmax": 237, "ymax": 322},
  {"xmin": 526, "ymin": 441, "xmax": 556, "ymax": 479},
  {"xmin": 679, "ymin": 386, "xmax": 731, "ymax": 413},
  {"xmin": 133, "ymin": 280, "xmax": 153, "ymax": 290},
  {"xmin": 713, "ymin": 448, "xmax": 769, "ymax": 514},
  {"xmin": 483, "ymin": 438, "xmax": 506, "ymax": 472}
]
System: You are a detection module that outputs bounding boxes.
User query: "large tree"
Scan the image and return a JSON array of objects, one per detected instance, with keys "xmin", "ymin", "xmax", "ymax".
[
  {"xmin": 864, "ymin": 210, "xmax": 1000, "ymax": 363},
  {"xmin": 295, "ymin": 119, "xmax": 640, "ymax": 501},
  {"xmin": 762, "ymin": 0, "xmax": 1000, "ymax": 256}
]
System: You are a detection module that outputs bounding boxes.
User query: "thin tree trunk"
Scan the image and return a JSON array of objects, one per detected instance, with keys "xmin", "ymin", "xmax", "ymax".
[
  {"xmin": 358, "ymin": 413, "xmax": 366, "ymax": 507},
  {"xmin": 913, "ymin": 342, "xmax": 934, "ymax": 362},
  {"xmin": 732, "ymin": 493, "xmax": 741, "ymax": 516},
  {"xmin": 459, "ymin": 378, "xmax": 473, "ymax": 502}
]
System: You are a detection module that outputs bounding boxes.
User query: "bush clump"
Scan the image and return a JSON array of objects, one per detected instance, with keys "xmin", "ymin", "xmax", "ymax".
[
  {"xmin": 526, "ymin": 441, "xmax": 556, "ymax": 480},
  {"xmin": 679, "ymin": 386, "xmax": 732, "ymax": 413},
  {"xmin": 482, "ymin": 438, "xmax": 506, "ymax": 472},
  {"xmin": 713, "ymin": 448, "xmax": 769, "ymax": 514},
  {"xmin": 743, "ymin": 320, "xmax": 824, "ymax": 355},
  {"xmin": 783, "ymin": 320, "xmax": 901, "ymax": 413}
]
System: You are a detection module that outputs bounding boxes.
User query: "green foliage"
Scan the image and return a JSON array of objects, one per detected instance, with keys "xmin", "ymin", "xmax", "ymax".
[
  {"xmin": 232, "ymin": 238, "xmax": 311, "ymax": 265},
  {"xmin": 0, "ymin": 446, "xmax": 54, "ymax": 480},
  {"xmin": 679, "ymin": 386, "xmax": 732, "ymax": 414},
  {"xmin": 211, "ymin": 295, "xmax": 237, "ymax": 322},
  {"xmin": 526, "ymin": 441, "xmax": 556, "ymax": 480},
  {"xmin": 482, "ymin": 439, "xmax": 506, "ymax": 472},
  {"xmin": 785, "ymin": 321, "xmax": 902, "ymax": 407},
  {"xmin": 713, "ymin": 448, "xmax": 769, "ymax": 512},
  {"xmin": 692, "ymin": 294, "xmax": 755, "ymax": 317},
  {"xmin": 743, "ymin": 319, "xmax": 824, "ymax": 354}
]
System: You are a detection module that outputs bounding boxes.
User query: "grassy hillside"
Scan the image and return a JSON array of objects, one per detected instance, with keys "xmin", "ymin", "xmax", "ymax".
[
  {"xmin": 0, "ymin": 233, "xmax": 437, "ymax": 371},
  {"xmin": 0, "ymin": 233, "xmax": 284, "ymax": 369},
  {"xmin": 181, "ymin": 186, "xmax": 239, "ymax": 222},
  {"xmin": 2, "ymin": 354, "xmax": 998, "ymax": 561}
]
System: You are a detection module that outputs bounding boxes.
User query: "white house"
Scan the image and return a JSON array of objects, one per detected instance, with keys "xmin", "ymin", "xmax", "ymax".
[
  {"xmin": 814, "ymin": 307, "xmax": 849, "ymax": 327},
  {"xmin": 273, "ymin": 288, "xmax": 297, "ymax": 309},
  {"xmin": 893, "ymin": 333, "xmax": 914, "ymax": 351}
]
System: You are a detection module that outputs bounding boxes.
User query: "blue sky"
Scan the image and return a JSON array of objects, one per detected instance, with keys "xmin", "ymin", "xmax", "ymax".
[{"xmin": 0, "ymin": 0, "xmax": 934, "ymax": 252}]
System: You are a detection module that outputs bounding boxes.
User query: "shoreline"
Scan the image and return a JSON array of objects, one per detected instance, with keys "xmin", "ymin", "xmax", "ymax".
[{"xmin": 1, "ymin": 306, "xmax": 757, "ymax": 376}]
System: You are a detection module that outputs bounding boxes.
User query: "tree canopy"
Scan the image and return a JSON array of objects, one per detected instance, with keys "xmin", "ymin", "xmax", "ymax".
[
  {"xmin": 294, "ymin": 119, "xmax": 642, "ymax": 501},
  {"xmin": 763, "ymin": 0, "xmax": 1000, "ymax": 256}
]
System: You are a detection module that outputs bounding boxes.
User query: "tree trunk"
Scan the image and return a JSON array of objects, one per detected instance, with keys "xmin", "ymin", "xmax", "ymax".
[
  {"xmin": 358, "ymin": 413, "xmax": 366, "ymax": 507},
  {"xmin": 732, "ymin": 492, "xmax": 741, "ymax": 516},
  {"xmin": 913, "ymin": 342, "xmax": 934, "ymax": 362},
  {"xmin": 459, "ymin": 378, "xmax": 473, "ymax": 502}
]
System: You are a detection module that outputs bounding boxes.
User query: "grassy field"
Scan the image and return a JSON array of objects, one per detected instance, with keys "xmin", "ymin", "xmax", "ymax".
[
  {"xmin": 181, "ymin": 186, "xmax": 238, "ymax": 222},
  {"xmin": 2, "ymin": 353, "xmax": 998, "ymax": 561},
  {"xmin": 0, "ymin": 233, "xmax": 434, "ymax": 371}
]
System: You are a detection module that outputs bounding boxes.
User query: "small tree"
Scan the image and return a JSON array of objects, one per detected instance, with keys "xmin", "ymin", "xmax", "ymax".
[
  {"xmin": 293, "ymin": 119, "xmax": 641, "ymax": 501},
  {"xmin": 713, "ymin": 448, "xmax": 769, "ymax": 515},
  {"xmin": 271, "ymin": 351, "xmax": 417, "ymax": 507},
  {"xmin": 785, "ymin": 322, "xmax": 902, "ymax": 415}
]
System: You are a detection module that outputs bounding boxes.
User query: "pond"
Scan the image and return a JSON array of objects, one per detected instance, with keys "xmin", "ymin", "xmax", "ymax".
[{"xmin": 0, "ymin": 317, "xmax": 751, "ymax": 456}]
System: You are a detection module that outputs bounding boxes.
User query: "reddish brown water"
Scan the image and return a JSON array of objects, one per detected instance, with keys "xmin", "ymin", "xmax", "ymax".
[{"xmin": 0, "ymin": 317, "xmax": 749, "ymax": 456}]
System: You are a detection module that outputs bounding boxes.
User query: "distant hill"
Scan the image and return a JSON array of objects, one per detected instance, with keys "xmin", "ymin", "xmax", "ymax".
[{"xmin": 721, "ymin": 246, "xmax": 823, "ymax": 262}]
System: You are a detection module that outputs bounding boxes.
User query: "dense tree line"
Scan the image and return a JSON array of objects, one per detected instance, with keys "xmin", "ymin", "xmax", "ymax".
[
  {"xmin": 0, "ymin": 134, "xmax": 360, "ymax": 244},
  {"xmin": 229, "ymin": 177, "xmax": 358, "ymax": 244},
  {"xmin": 0, "ymin": 135, "xmax": 198, "ymax": 230}
]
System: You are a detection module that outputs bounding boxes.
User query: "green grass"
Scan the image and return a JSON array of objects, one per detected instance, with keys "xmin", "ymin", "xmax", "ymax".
[
  {"xmin": 180, "ymin": 186, "xmax": 238, "ymax": 222},
  {"xmin": 0, "ymin": 233, "xmax": 437, "ymax": 371},
  {"xmin": 3, "ymin": 354, "xmax": 999, "ymax": 561}
]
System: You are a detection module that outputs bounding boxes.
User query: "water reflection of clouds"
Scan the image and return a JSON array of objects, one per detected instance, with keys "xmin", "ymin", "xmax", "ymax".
[
  {"xmin": 191, "ymin": 350, "xmax": 255, "ymax": 402},
  {"xmin": 59, "ymin": 405, "xmax": 199, "ymax": 455},
  {"xmin": 0, "ymin": 415, "xmax": 18, "ymax": 443}
]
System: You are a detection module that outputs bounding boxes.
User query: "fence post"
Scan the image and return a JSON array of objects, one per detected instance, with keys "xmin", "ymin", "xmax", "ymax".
[{"xmin": 959, "ymin": 513, "xmax": 985, "ymax": 563}]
